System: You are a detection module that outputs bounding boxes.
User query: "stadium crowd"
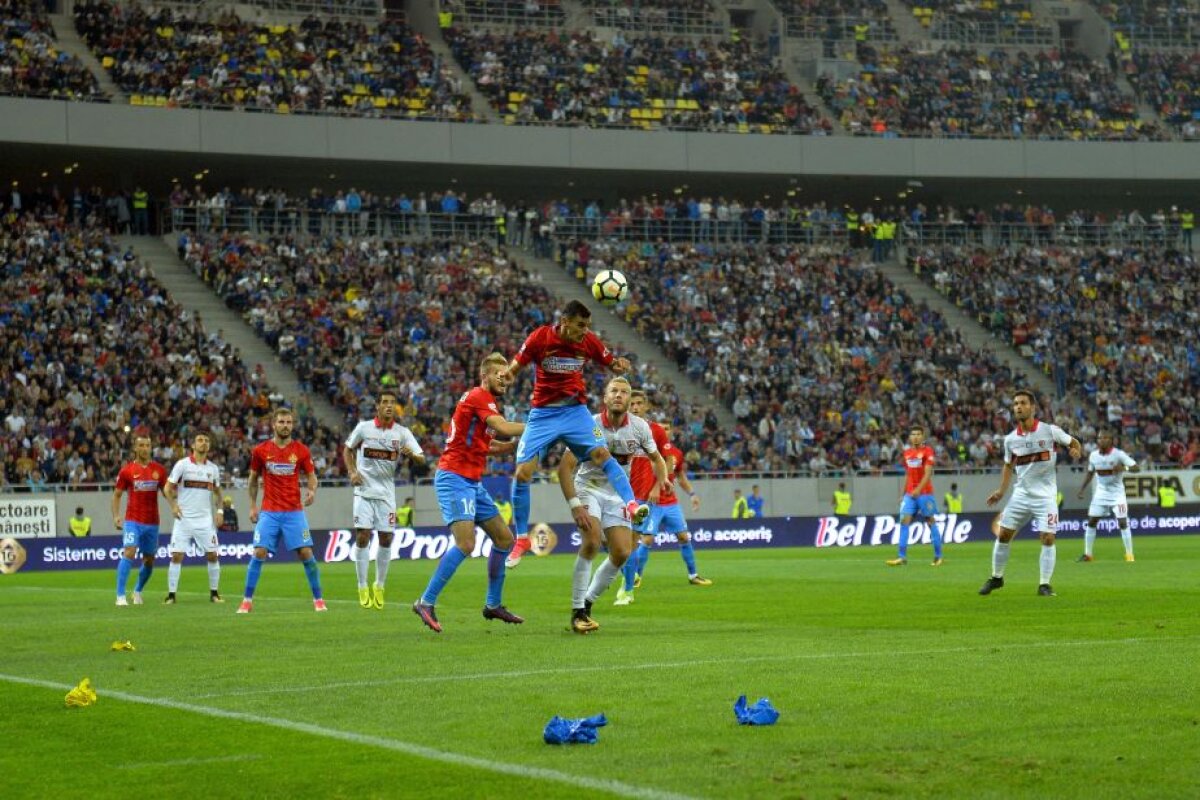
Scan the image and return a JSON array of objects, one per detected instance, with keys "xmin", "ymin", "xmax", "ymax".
[
  {"xmin": 817, "ymin": 45, "xmax": 1161, "ymax": 139},
  {"xmin": 1091, "ymin": 0, "xmax": 1197, "ymax": 44},
  {"xmin": 1, "ymin": 0, "xmax": 104, "ymax": 100},
  {"xmin": 0, "ymin": 194, "xmax": 341, "ymax": 493},
  {"xmin": 908, "ymin": 243, "xmax": 1199, "ymax": 465},
  {"xmin": 901, "ymin": 0, "xmax": 1055, "ymax": 44},
  {"xmin": 583, "ymin": 0, "xmax": 723, "ymax": 35},
  {"xmin": 443, "ymin": 27, "xmax": 830, "ymax": 133},
  {"xmin": 1128, "ymin": 50, "xmax": 1200, "ymax": 139},
  {"xmin": 72, "ymin": 2, "xmax": 472, "ymax": 118}
]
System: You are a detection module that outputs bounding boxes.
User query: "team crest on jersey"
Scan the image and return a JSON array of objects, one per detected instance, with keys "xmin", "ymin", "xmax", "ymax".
[
  {"xmin": 593, "ymin": 427, "xmax": 604, "ymax": 440},
  {"xmin": 289, "ymin": 454, "xmax": 298, "ymax": 463}
]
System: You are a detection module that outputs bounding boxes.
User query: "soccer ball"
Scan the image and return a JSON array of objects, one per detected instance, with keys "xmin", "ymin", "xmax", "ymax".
[{"xmin": 591, "ymin": 269, "xmax": 629, "ymax": 307}]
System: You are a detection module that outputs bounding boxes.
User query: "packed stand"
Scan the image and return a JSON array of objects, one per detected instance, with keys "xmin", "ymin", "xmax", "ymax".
[
  {"xmin": 444, "ymin": 28, "xmax": 830, "ymax": 133},
  {"xmin": 816, "ymin": 44, "xmax": 1161, "ymax": 139},
  {"xmin": 775, "ymin": 0, "xmax": 897, "ymax": 43},
  {"xmin": 0, "ymin": 191, "xmax": 341, "ymax": 493},
  {"xmin": 907, "ymin": 242, "xmax": 1198, "ymax": 464},
  {"xmin": 559, "ymin": 238, "xmax": 1047, "ymax": 473},
  {"xmin": 1128, "ymin": 50, "xmax": 1199, "ymax": 138},
  {"xmin": 73, "ymin": 1, "xmax": 472, "ymax": 119},
  {"xmin": 444, "ymin": 0, "xmax": 566, "ymax": 27},
  {"xmin": 904, "ymin": 0, "xmax": 1055, "ymax": 45},
  {"xmin": 1092, "ymin": 0, "xmax": 1197, "ymax": 46},
  {"xmin": 584, "ymin": 0, "xmax": 725, "ymax": 36},
  {"xmin": 1, "ymin": 0, "xmax": 105, "ymax": 100}
]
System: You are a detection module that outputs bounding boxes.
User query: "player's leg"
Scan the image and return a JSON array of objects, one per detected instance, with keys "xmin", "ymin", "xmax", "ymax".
[
  {"xmin": 478, "ymin": 509, "xmax": 523, "ymax": 624},
  {"xmin": 571, "ymin": 494, "xmax": 603, "ymax": 633},
  {"xmin": 165, "ymin": 521, "xmax": 190, "ymax": 603},
  {"xmin": 283, "ymin": 515, "xmax": 323, "ymax": 609},
  {"xmin": 586, "ymin": 523, "xmax": 633, "ymax": 607},
  {"xmin": 889, "ymin": 498, "xmax": 916, "ymax": 565},
  {"xmin": 133, "ymin": 525, "xmax": 158, "ymax": 596},
  {"xmin": 1116, "ymin": 503, "xmax": 1133, "ymax": 561},
  {"xmin": 1080, "ymin": 508, "xmax": 1102, "ymax": 561},
  {"xmin": 922, "ymin": 496, "xmax": 944, "ymax": 563},
  {"xmin": 1036, "ymin": 499, "xmax": 1059, "ymax": 595},
  {"xmin": 980, "ymin": 501, "xmax": 1027, "ymax": 594},
  {"xmin": 351, "ymin": 496, "xmax": 374, "ymax": 605},
  {"xmin": 116, "ymin": 525, "xmax": 139, "ymax": 605},
  {"xmin": 507, "ymin": 408, "xmax": 560, "ymax": 566},
  {"xmin": 240, "ymin": 514, "xmax": 280, "ymax": 612},
  {"xmin": 368, "ymin": 499, "xmax": 395, "ymax": 609},
  {"xmin": 415, "ymin": 473, "xmax": 474, "ymax": 630},
  {"xmin": 555, "ymin": 404, "xmax": 645, "ymax": 523},
  {"xmin": 205, "ymin": 544, "xmax": 222, "ymax": 602}
]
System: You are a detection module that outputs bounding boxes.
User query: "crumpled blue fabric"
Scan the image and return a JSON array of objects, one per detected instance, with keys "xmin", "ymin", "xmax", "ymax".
[
  {"xmin": 734, "ymin": 695, "xmax": 780, "ymax": 726},
  {"xmin": 543, "ymin": 713, "xmax": 608, "ymax": 744}
]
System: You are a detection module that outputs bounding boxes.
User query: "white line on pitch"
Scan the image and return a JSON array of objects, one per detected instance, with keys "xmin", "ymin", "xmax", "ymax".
[
  {"xmin": 0, "ymin": 673, "xmax": 697, "ymax": 800},
  {"xmin": 191, "ymin": 634, "xmax": 1200, "ymax": 700},
  {"xmin": 116, "ymin": 754, "xmax": 263, "ymax": 769}
]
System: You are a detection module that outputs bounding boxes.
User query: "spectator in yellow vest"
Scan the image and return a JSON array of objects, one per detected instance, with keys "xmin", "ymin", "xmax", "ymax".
[
  {"xmin": 944, "ymin": 484, "xmax": 964, "ymax": 513},
  {"xmin": 1158, "ymin": 485, "xmax": 1176, "ymax": 509},
  {"xmin": 732, "ymin": 489, "xmax": 751, "ymax": 518},
  {"xmin": 397, "ymin": 497, "xmax": 415, "ymax": 527},
  {"xmin": 1181, "ymin": 208, "xmax": 1194, "ymax": 252},
  {"xmin": 69, "ymin": 507, "xmax": 92, "ymax": 537},
  {"xmin": 833, "ymin": 483, "xmax": 852, "ymax": 514},
  {"xmin": 132, "ymin": 186, "xmax": 150, "ymax": 235}
]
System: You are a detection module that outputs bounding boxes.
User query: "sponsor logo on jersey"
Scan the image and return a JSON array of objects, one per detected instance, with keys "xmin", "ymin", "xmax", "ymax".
[
  {"xmin": 182, "ymin": 480, "xmax": 215, "ymax": 490},
  {"xmin": 905, "ymin": 457, "xmax": 923, "ymax": 468},
  {"xmin": 541, "ymin": 356, "xmax": 585, "ymax": 374},
  {"xmin": 133, "ymin": 480, "xmax": 159, "ymax": 491},
  {"xmin": 363, "ymin": 447, "xmax": 396, "ymax": 460},
  {"xmin": 267, "ymin": 462, "xmax": 297, "ymax": 476}
]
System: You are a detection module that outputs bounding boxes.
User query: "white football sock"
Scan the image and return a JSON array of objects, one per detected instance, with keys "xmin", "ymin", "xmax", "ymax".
[
  {"xmin": 585, "ymin": 558, "xmax": 622, "ymax": 604},
  {"xmin": 992, "ymin": 540, "xmax": 1011, "ymax": 578},
  {"xmin": 167, "ymin": 561, "xmax": 181, "ymax": 593},
  {"xmin": 375, "ymin": 542, "xmax": 392, "ymax": 587},
  {"xmin": 352, "ymin": 544, "xmax": 369, "ymax": 589},
  {"xmin": 1120, "ymin": 527, "xmax": 1133, "ymax": 556},
  {"xmin": 1084, "ymin": 525, "xmax": 1096, "ymax": 557},
  {"xmin": 572, "ymin": 555, "xmax": 593, "ymax": 609},
  {"xmin": 1040, "ymin": 544, "xmax": 1056, "ymax": 584},
  {"xmin": 207, "ymin": 560, "xmax": 220, "ymax": 591}
]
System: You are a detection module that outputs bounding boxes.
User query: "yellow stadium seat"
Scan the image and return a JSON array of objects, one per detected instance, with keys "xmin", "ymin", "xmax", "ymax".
[
  {"xmin": 373, "ymin": 97, "xmax": 388, "ymax": 108},
  {"xmin": 276, "ymin": 102, "xmax": 290, "ymax": 113},
  {"xmin": 737, "ymin": 122, "xmax": 750, "ymax": 134},
  {"xmin": 353, "ymin": 84, "xmax": 368, "ymax": 95},
  {"xmin": 129, "ymin": 94, "xmax": 143, "ymax": 106},
  {"xmin": 154, "ymin": 96, "xmax": 167, "ymax": 107}
]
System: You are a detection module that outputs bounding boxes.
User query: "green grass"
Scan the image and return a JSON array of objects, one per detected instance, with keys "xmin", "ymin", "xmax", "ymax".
[{"xmin": 1, "ymin": 537, "xmax": 1198, "ymax": 799}]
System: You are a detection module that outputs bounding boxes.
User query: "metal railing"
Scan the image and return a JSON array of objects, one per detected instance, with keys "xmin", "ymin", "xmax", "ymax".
[
  {"xmin": 1113, "ymin": 22, "xmax": 1199, "ymax": 48},
  {"xmin": 930, "ymin": 17, "xmax": 1056, "ymax": 46},
  {"xmin": 144, "ymin": 0, "xmax": 384, "ymax": 20},
  {"xmin": 784, "ymin": 14, "xmax": 899, "ymax": 42},
  {"xmin": 896, "ymin": 220, "xmax": 1195, "ymax": 250},
  {"xmin": 587, "ymin": 6, "xmax": 726, "ymax": 36},
  {"xmin": 442, "ymin": 0, "xmax": 567, "ymax": 29}
]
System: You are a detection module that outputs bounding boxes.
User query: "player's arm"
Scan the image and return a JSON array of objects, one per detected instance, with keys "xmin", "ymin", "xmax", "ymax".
[
  {"xmin": 557, "ymin": 450, "xmax": 592, "ymax": 533},
  {"xmin": 677, "ymin": 469, "xmax": 701, "ymax": 512},
  {"xmin": 247, "ymin": 468, "xmax": 261, "ymax": 523},
  {"xmin": 485, "ymin": 414, "xmax": 524, "ymax": 440},
  {"xmin": 914, "ymin": 462, "xmax": 934, "ymax": 497},
  {"xmin": 343, "ymin": 444, "xmax": 362, "ymax": 486},
  {"xmin": 1052, "ymin": 426, "xmax": 1083, "ymax": 460},
  {"xmin": 164, "ymin": 480, "xmax": 183, "ymax": 519},
  {"xmin": 648, "ymin": 450, "xmax": 669, "ymax": 501},
  {"xmin": 110, "ymin": 483, "xmax": 125, "ymax": 530},
  {"xmin": 987, "ymin": 462, "xmax": 1013, "ymax": 506},
  {"xmin": 1121, "ymin": 453, "xmax": 1140, "ymax": 474},
  {"xmin": 302, "ymin": 465, "xmax": 317, "ymax": 507},
  {"xmin": 505, "ymin": 357, "xmax": 526, "ymax": 383},
  {"xmin": 1077, "ymin": 469, "xmax": 1094, "ymax": 499}
]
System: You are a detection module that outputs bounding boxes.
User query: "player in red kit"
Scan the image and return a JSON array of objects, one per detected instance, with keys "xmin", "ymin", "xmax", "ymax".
[
  {"xmin": 238, "ymin": 408, "xmax": 324, "ymax": 613},
  {"xmin": 886, "ymin": 426, "xmax": 945, "ymax": 566},
  {"xmin": 504, "ymin": 300, "xmax": 647, "ymax": 568},
  {"xmin": 413, "ymin": 353, "xmax": 526, "ymax": 632},
  {"xmin": 112, "ymin": 434, "xmax": 168, "ymax": 605}
]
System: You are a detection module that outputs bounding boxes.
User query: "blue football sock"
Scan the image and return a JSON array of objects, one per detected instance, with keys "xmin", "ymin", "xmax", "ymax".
[
  {"xmin": 511, "ymin": 480, "xmax": 531, "ymax": 538},
  {"xmin": 622, "ymin": 556, "xmax": 638, "ymax": 592},
  {"xmin": 244, "ymin": 556, "xmax": 265, "ymax": 599},
  {"xmin": 638, "ymin": 543, "xmax": 650, "ymax": 575},
  {"xmin": 601, "ymin": 457, "xmax": 636, "ymax": 504},
  {"xmin": 486, "ymin": 546, "xmax": 510, "ymax": 608},
  {"xmin": 680, "ymin": 542, "xmax": 697, "ymax": 575},
  {"xmin": 422, "ymin": 547, "xmax": 467, "ymax": 606},
  {"xmin": 898, "ymin": 523, "xmax": 910, "ymax": 559},
  {"xmin": 116, "ymin": 556, "xmax": 134, "ymax": 596},
  {"xmin": 302, "ymin": 557, "xmax": 322, "ymax": 600},
  {"xmin": 930, "ymin": 522, "xmax": 944, "ymax": 559},
  {"xmin": 135, "ymin": 562, "xmax": 154, "ymax": 591}
]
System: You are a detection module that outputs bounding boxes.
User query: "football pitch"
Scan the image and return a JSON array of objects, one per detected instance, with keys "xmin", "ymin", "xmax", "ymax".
[{"xmin": 2, "ymin": 538, "xmax": 1197, "ymax": 799}]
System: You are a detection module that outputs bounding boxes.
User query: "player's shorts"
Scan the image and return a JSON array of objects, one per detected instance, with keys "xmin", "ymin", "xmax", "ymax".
[
  {"xmin": 899, "ymin": 493, "xmax": 939, "ymax": 519},
  {"xmin": 169, "ymin": 519, "xmax": 218, "ymax": 554},
  {"xmin": 999, "ymin": 493, "xmax": 1058, "ymax": 535},
  {"xmin": 122, "ymin": 521, "xmax": 159, "ymax": 555},
  {"xmin": 648, "ymin": 502, "xmax": 688, "ymax": 536},
  {"xmin": 253, "ymin": 510, "xmax": 313, "ymax": 555},
  {"xmin": 515, "ymin": 404, "xmax": 606, "ymax": 464},
  {"xmin": 435, "ymin": 469, "xmax": 499, "ymax": 525},
  {"xmin": 576, "ymin": 480, "xmax": 630, "ymax": 532},
  {"xmin": 1088, "ymin": 497, "xmax": 1129, "ymax": 520},
  {"xmin": 352, "ymin": 495, "xmax": 396, "ymax": 532}
]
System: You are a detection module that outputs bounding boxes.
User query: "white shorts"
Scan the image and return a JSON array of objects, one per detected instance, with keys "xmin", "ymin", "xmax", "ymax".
[
  {"xmin": 999, "ymin": 493, "xmax": 1059, "ymax": 534},
  {"xmin": 576, "ymin": 481, "xmax": 630, "ymax": 532},
  {"xmin": 169, "ymin": 519, "xmax": 218, "ymax": 554},
  {"xmin": 1088, "ymin": 497, "xmax": 1129, "ymax": 520},
  {"xmin": 353, "ymin": 496, "xmax": 395, "ymax": 532}
]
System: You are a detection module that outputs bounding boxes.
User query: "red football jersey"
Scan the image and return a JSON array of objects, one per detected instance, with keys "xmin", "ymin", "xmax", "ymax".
[
  {"xmin": 250, "ymin": 440, "xmax": 315, "ymax": 512},
  {"xmin": 515, "ymin": 324, "xmax": 614, "ymax": 407},
  {"xmin": 656, "ymin": 442, "xmax": 687, "ymax": 507},
  {"xmin": 902, "ymin": 445, "xmax": 936, "ymax": 495},
  {"xmin": 438, "ymin": 387, "xmax": 501, "ymax": 481},
  {"xmin": 630, "ymin": 421, "xmax": 670, "ymax": 500},
  {"xmin": 115, "ymin": 461, "xmax": 167, "ymax": 525}
]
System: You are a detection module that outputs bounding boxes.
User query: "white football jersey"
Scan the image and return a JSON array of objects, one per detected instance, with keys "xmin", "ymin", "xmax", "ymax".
[
  {"xmin": 575, "ymin": 411, "xmax": 657, "ymax": 489},
  {"xmin": 167, "ymin": 457, "xmax": 221, "ymax": 520},
  {"xmin": 1087, "ymin": 448, "xmax": 1136, "ymax": 502},
  {"xmin": 345, "ymin": 418, "xmax": 421, "ymax": 501},
  {"xmin": 1003, "ymin": 421, "xmax": 1074, "ymax": 500}
]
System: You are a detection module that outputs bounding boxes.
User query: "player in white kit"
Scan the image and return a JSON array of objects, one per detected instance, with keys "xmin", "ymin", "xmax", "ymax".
[
  {"xmin": 344, "ymin": 389, "xmax": 425, "ymax": 609},
  {"xmin": 981, "ymin": 390, "xmax": 1082, "ymax": 597},
  {"xmin": 557, "ymin": 376, "xmax": 668, "ymax": 633},
  {"xmin": 163, "ymin": 432, "xmax": 224, "ymax": 603},
  {"xmin": 1076, "ymin": 431, "xmax": 1140, "ymax": 562}
]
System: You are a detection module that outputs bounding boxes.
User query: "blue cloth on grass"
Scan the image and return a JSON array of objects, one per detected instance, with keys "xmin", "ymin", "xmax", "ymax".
[
  {"xmin": 734, "ymin": 695, "xmax": 780, "ymax": 726},
  {"xmin": 543, "ymin": 714, "xmax": 608, "ymax": 744}
]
